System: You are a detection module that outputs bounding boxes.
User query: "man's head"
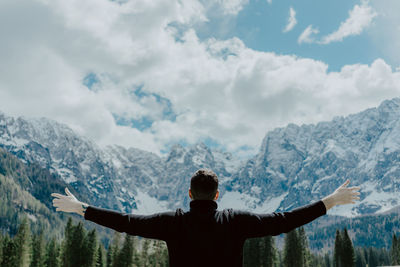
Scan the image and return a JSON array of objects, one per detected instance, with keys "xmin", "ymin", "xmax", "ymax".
[{"xmin": 189, "ymin": 169, "xmax": 219, "ymax": 200}]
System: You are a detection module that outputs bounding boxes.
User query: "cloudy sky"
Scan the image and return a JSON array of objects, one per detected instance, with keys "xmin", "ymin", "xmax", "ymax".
[{"xmin": 1, "ymin": 0, "xmax": 400, "ymax": 158}]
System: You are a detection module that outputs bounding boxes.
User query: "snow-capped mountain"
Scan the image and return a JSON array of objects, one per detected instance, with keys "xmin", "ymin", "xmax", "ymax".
[
  {"xmin": 227, "ymin": 98, "xmax": 400, "ymax": 216},
  {"xmin": 2, "ymin": 98, "xmax": 400, "ymax": 216},
  {"xmin": 0, "ymin": 112, "xmax": 240, "ymax": 213}
]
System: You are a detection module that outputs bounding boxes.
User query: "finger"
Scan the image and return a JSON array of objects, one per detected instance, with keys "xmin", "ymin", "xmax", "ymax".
[
  {"xmin": 65, "ymin": 187, "xmax": 73, "ymax": 197},
  {"xmin": 348, "ymin": 186, "xmax": 360, "ymax": 191},
  {"xmin": 51, "ymin": 193, "xmax": 65, "ymax": 198},
  {"xmin": 56, "ymin": 208, "xmax": 61, "ymax": 212},
  {"xmin": 340, "ymin": 179, "xmax": 350, "ymax": 188}
]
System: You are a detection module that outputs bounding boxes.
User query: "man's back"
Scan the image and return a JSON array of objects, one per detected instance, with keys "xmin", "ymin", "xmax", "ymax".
[{"xmin": 84, "ymin": 199, "xmax": 326, "ymax": 267}]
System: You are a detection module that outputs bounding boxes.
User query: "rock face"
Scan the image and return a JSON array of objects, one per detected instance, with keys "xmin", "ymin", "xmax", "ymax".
[
  {"xmin": 2, "ymin": 98, "xmax": 400, "ymax": 216},
  {"xmin": 228, "ymin": 98, "xmax": 400, "ymax": 215},
  {"xmin": 0, "ymin": 113, "xmax": 240, "ymax": 213}
]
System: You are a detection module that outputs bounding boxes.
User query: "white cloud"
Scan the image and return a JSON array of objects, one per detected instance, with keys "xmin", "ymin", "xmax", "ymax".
[
  {"xmin": 283, "ymin": 7, "xmax": 297, "ymax": 33},
  {"xmin": 298, "ymin": 25, "xmax": 319, "ymax": 44},
  {"xmin": 267, "ymin": 0, "xmax": 272, "ymax": 4},
  {"xmin": 0, "ymin": 0, "xmax": 400, "ymax": 158},
  {"xmin": 369, "ymin": 0, "xmax": 400, "ymax": 66},
  {"xmin": 320, "ymin": 0, "xmax": 377, "ymax": 44},
  {"xmin": 216, "ymin": 0, "xmax": 249, "ymax": 15}
]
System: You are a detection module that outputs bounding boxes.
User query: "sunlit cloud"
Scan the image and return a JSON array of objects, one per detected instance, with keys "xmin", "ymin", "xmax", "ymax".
[
  {"xmin": 283, "ymin": 7, "xmax": 297, "ymax": 33},
  {"xmin": 298, "ymin": 25, "xmax": 319, "ymax": 44},
  {"xmin": 320, "ymin": 0, "xmax": 377, "ymax": 44}
]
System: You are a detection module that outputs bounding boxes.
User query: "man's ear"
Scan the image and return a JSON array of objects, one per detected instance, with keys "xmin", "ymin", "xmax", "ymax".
[
  {"xmin": 214, "ymin": 190, "xmax": 219, "ymax": 200},
  {"xmin": 189, "ymin": 188, "xmax": 193, "ymax": 200}
]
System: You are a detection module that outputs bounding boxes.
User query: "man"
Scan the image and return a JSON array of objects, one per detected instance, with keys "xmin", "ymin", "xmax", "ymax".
[{"xmin": 52, "ymin": 169, "xmax": 360, "ymax": 267}]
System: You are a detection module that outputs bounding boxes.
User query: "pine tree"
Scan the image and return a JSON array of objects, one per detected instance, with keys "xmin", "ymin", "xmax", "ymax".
[
  {"xmin": 1, "ymin": 235, "xmax": 18, "ymax": 267},
  {"xmin": 30, "ymin": 231, "xmax": 45, "ymax": 267},
  {"xmin": 115, "ymin": 234, "xmax": 135, "ymax": 267},
  {"xmin": 14, "ymin": 217, "xmax": 32, "ymax": 267},
  {"xmin": 0, "ymin": 234, "xmax": 3, "ymax": 265},
  {"xmin": 260, "ymin": 236, "xmax": 276, "ymax": 267},
  {"xmin": 159, "ymin": 242, "xmax": 169, "ymax": 267},
  {"xmin": 366, "ymin": 247, "xmax": 377, "ymax": 267},
  {"xmin": 83, "ymin": 229, "xmax": 98, "ymax": 267},
  {"xmin": 61, "ymin": 217, "xmax": 74, "ymax": 267},
  {"xmin": 106, "ymin": 245, "xmax": 113, "ymax": 267},
  {"xmin": 324, "ymin": 252, "xmax": 332, "ymax": 267},
  {"xmin": 354, "ymin": 248, "xmax": 366, "ymax": 267},
  {"xmin": 334, "ymin": 229, "xmax": 342, "ymax": 267},
  {"xmin": 298, "ymin": 227, "xmax": 311, "ymax": 267},
  {"xmin": 141, "ymin": 238, "xmax": 151, "ymax": 267},
  {"xmin": 110, "ymin": 232, "xmax": 121, "ymax": 267},
  {"xmin": 96, "ymin": 245, "xmax": 105, "ymax": 267},
  {"xmin": 70, "ymin": 222, "xmax": 86, "ymax": 267},
  {"xmin": 283, "ymin": 229, "xmax": 302, "ymax": 267},
  {"xmin": 341, "ymin": 228, "xmax": 355, "ymax": 267},
  {"xmin": 44, "ymin": 237, "xmax": 60, "ymax": 267},
  {"xmin": 391, "ymin": 234, "xmax": 399, "ymax": 265},
  {"xmin": 243, "ymin": 238, "xmax": 261, "ymax": 266}
]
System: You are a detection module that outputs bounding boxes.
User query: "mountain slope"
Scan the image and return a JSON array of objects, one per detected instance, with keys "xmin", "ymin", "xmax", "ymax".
[
  {"xmin": 1, "ymin": 98, "xmax": 400, "ymax": 216},
  {"xmin": 228, "ymin": 98, "xmax": 400, "ymax": 215}
]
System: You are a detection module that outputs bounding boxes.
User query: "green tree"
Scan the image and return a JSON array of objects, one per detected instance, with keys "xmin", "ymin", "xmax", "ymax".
[
  {"xmin": 106, "ymin": 245, "xmax": 113, "ymax": 267},
  {"xmin": 391, "ymin": 233, "xmax": 399, "ymax": 265},
  {"xmin": 243, "ymin": 238, "xmax": 261, "ymax": 267},
  {"xmin": 341, "ymin": 228, "xmax": 355, "ymax": 267},
  {"xmin": 61, "ymin": 217, "xmax": 74, "ymax": 267},
  {"xmin": 30, "ymin": 231, "xmax": 45, "ymax": 267},
  {"xmin": 96, "ymin": 245, "xmax": 105, "ymax": 267},
  {"xmin": 354, "ymin": 247, "xmax": 366, "ymax": 267},
  {"xmin": 83, "ymin": 229, "xmax": 98, "ymax": 267},
  {"xmin": 334, "ymin": 230, "xmax": 342, "ymax": 267},
  {"xmin": 141, "ymin": 238, "xmax": 151, "ymax": 267},
  {"xmin": 1, "ymin": 235, "xmax": 17, "ymax": 267},
  {"xmin": 324, "ymin": 252, "xmax": 332, "ymax": 267},
  {"xmin": 14, "ymin": 217, "xmax": 32, "ymax": 267},
  {"xmin": 367, "ymin": 247, "xmax": 379, "ymax": 267},
  {"xmin": 44, "ymin": 237, "xmax": 60, "ymax": 267},
  {"xmin": 70, "ymin": 222, "xmax": 86, "ymax": 267},
  {"xmin": 260, "ymin": 236, "xmax": 277, "ymax": 267},
  {"xmin": 298, "ymin": 227, "xmax": 311, "ymax": 267},
  {"xmin": 283, "ymin": 229, "xmax": 303, "ymax": 267},
  {"xmin": 115, "ymin": 234, "xmax": 135, "ymax": 267},
  {"xmin": 110, "ymin": 232, "xmax": 121, "ymax": 267},
  {"xmin": 0, "ymin": 234, "xmax": 3, "ymax": 265}
]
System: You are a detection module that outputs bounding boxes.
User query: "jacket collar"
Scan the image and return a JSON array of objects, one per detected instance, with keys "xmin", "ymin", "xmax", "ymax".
[{"xmin": 190, "ymin": 200, "xmax": 218, "ymax": 213}]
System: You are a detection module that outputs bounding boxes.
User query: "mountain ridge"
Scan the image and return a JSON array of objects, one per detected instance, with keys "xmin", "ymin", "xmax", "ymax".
[{"xmin": 1, "ymin": 98, "xmax": 400, "ymax": 216}]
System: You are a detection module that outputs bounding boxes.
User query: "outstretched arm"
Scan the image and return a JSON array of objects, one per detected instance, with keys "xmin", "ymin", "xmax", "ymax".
[
  {"xmin": 321, "ymin": 179, "xmax": 360, "ymax": 210},
  {"xmin": 51, "ymin": 188, "xmax": 174, "ymax": 240},
  {"xmin": 51, "ymin": 188, "xmax": 89, "ymax": 216},
  {"xmin": 235, "ymin": 180, "xmax": 360, "ymax": 238}
]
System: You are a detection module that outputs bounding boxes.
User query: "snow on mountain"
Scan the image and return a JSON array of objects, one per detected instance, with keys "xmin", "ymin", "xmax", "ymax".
[
  {"xmin": 0, "ymin": 112, "xmax": 239, "ymax": 213},
  {"xmin": 2, "ymin": 98, "xmax": 400, "ymax": 216},
  {"xmin": 228, "ymin": 98, "xmax": 400, "ymax": 216}
]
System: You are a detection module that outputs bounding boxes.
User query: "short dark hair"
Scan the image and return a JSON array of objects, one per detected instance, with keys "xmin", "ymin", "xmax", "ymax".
[{"xmin": 190, "ymin": 169, "xmax": 219, "ymax": 200}]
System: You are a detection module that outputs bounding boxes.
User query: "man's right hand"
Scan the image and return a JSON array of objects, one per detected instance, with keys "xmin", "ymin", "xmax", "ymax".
[
  {"xmin": 322, "ymin": 180, "xmax": 360, "ymax": 211},
  {"xmin": 51, "ymin": 188, "xmax": 89, "ymax": 216}
]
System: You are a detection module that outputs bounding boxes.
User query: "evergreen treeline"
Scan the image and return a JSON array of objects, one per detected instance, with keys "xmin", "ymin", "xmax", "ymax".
[
  {"xmin": 0, "ymin": 217, "xmax": 169, "ymax": 267},
  {"xmin": 306, "ymin": 211, "xmax": 400, "ymax": 250},
  {"xmin": 242, "ymin": 227, "xmax": 395, "ymax": 267},
  {"xmin": 2, "ymin": 218, "xmax": 400, "ymax": 267}
]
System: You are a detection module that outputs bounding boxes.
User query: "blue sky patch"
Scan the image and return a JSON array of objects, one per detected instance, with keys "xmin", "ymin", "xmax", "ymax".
[{"xmin": 195, "ymin": 0, "xmax": 381, "ymax": 71}]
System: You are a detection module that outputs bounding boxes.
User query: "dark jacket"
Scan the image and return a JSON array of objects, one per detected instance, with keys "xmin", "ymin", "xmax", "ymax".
[{"xmin": 84, "ymin": 200, "xmax": 326, "ymax": 267}]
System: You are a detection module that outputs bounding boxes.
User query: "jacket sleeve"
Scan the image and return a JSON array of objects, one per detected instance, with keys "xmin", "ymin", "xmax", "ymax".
[
  {"xmin": 233, "ymin": 200, "xmax": 327, "ymax": 239},
  {"xmin": 84, "ymin": 206, "xmax": 175, "ymax": 241}
]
